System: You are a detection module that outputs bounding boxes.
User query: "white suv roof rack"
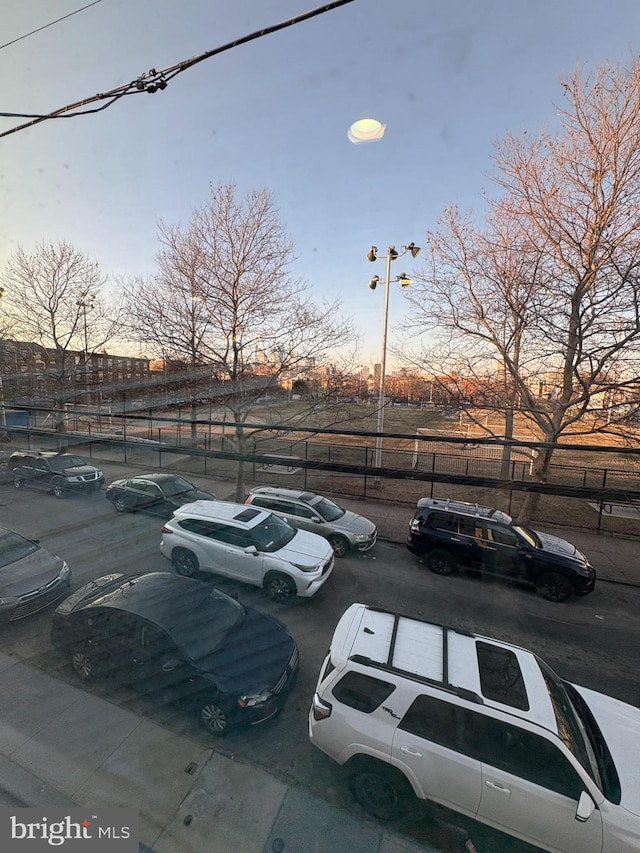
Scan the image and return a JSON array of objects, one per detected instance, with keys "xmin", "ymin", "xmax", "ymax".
[{"xmin": 332, "ymin": 603, "xmax": 557, "ymax": 730}]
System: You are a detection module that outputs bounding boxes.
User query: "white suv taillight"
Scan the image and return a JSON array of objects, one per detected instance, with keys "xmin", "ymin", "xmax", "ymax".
[{"xmin": 311, "ymin": 692, "xmax": 332, "ymax": 721}]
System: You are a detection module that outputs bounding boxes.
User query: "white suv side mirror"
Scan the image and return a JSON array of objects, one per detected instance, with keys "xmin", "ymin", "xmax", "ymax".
[
  {"xmin": 244, "ymin": 545, "xmax": 259, "ymax": 556},
  {"xmin": 576, "ymin": 790, "xmax": 595, "ymax": 822}
]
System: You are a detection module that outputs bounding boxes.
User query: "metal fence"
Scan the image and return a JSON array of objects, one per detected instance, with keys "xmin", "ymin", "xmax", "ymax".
[{"xmin": 7, "ymin": 407, "xmax": 640, "ymax": 536}]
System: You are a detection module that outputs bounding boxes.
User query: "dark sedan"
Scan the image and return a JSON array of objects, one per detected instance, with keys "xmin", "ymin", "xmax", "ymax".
[
  {"xmin": 50, "ymin": 572, "xmax": 299, "ymax": 736},
  {"xmin": 105, "ymin": 473, "xmax": 216, "ymax": 517}
]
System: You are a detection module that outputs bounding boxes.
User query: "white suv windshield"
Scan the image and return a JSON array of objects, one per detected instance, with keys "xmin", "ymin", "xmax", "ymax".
[
  {"xmin": 537, "ymin": 658, "xmax": 603, "ymax": 790},
  {"xmin": 250, "ymin": 514, "xmax": 296, "ymax": 552}
]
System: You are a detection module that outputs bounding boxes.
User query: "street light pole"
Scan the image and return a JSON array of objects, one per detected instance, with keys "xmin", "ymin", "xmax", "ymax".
[
  {"xmin": 367, "ymin": 243, "xmax": 420, "ymax": 483},
  {"xmin": 375, "ymin": 248, "xmax": 394, "ymax": 472}
]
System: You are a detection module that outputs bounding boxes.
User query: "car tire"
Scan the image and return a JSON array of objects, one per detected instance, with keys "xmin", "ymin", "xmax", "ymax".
[
  {"xmin": 426, "ymin": 549, "xmax": 456, "ymax": 575},
  {"xmin": 348, "ymin": 765, "xmax": 413, "ymax": 822},
  {"xmin": 13, "ymin": 477, "xmax": 25, "ymax": 490},
  {"xmin": 113, "ymin": 496, "xmax": 129, "ymax": 513},
  {"xmin": 172, "ymin": 548, "xmax": 199, "ymax": 577},
  {"xmin": 200, "ymin": 701, "xmax": 230, "ymax": 736},
  {"xmin": 52, "ymin": 480, "xmax": 66, "ymax": 499},
  {"xmin": 264, "ymin": 573, "xmax": 296, "ymax": 603},
  {"xmin": 536, "ymin": 571, "xmax": 573, "ymax": 603},
  {"xmin": 71, "ymin": 649, "xmax": 100, "ymax": 682},
  {"xmin": 327, "ymin": 534, "xmax": 349, "ymax": 558}
]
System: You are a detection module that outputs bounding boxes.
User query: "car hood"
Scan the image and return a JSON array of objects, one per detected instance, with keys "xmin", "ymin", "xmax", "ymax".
[
  {"xmin": 573, "ymin": 683, "xmax": 640, "ymax": 816},
  {"xmin": 59, "ymin": 464, "xmax": 100, "ymax": 476},
  {"xmin": 534, "ymin": 531, "xmax": 586, "ymax": 562},
  {"xmin": 193, "ymin": 607, "xmax": 297, "ymax": 694},
  {"xmin": 0, "ymin": 549, "xmax": 65, "ymax": 596},
  {"xmin": 276, "ymin": 528, "xmax": 334, "ymax": 566},
  {"xmin": 324, "ymin": 510, "xmax": 376, "ymax": 536}
]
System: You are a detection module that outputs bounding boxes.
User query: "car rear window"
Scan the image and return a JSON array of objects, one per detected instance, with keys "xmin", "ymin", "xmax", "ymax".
[{"xmin": 331, "ymin": 671, "xmax": 395, "ymax": 713}]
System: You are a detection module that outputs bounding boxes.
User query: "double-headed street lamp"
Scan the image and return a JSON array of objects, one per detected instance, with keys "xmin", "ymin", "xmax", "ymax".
[{"xmin": 367, "ymin": 242, "xmax": 420, "ymax": 479}]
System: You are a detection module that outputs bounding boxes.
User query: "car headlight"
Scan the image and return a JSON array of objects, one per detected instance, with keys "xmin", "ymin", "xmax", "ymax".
[
  {"xmin": 59, "ymin": 562, "xmax": 71, "ymax": 582},
  {"xmin": 0, "ymin": 596, "xmax": 18, "ymax": 608},
  {"xmin": 67, "ymin": 475, "xmax": 83, "ymax": 483},
  {"xmin": 353, "ymin": 533, "xmax": 372, "ymax": 541},
  {"xmin": 238, "ymin": 690, "xmax": 272, "ymax": 708},
  {"xmin": 291, "ymin": 562, "xmax": 319, "ymax": 573}
]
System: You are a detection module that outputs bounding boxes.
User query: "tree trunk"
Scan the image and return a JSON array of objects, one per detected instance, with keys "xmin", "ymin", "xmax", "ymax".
[
  {"xmin": 235, "ymin": 457, "xmax": 246, "ymax": 503},
  {"xmin": 234, "ymin": 418, "xmax": 246, "ymax": 502},
  {"xmin": 190, "ymin": 400, "xmax": 198, "ymax": 444},
  {"xmin": 516, "ymin": 445, "xmax": 554, "ymax": 524},
  {"xmin": 500, "ymin": 407, "xmax": 514, "ymax": 479}
]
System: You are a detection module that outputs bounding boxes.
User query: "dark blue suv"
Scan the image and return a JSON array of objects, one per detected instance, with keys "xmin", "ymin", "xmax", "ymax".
[{"xmin": 406, "ymin": 498, "xmax": 596, "ymax": 602}]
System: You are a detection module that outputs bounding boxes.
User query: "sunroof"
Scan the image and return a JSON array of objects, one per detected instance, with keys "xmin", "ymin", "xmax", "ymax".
[
  {"xmin": 233, "ymin": 508, "xmax": 261, "ymax": 522},
  {"xmin": 477, "ymin": 641, "xmax": 529, "ymax": 710}
]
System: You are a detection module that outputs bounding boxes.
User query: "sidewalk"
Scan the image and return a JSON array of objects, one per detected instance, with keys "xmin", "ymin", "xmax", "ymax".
[{"xmin": 0, "ymin": 653, "xmax": 438, "ymax": 853}]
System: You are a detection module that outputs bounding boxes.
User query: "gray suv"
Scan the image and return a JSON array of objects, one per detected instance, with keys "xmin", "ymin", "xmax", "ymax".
[{"xmin": 245, "ymin": 487, "xmax": 377, "ymax": 557}]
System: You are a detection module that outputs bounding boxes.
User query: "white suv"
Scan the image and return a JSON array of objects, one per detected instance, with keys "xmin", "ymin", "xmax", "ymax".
[
  {"xmin": 309, "ymin": 603, "xmax": 640, "ymax": 852},
  {"xmin": 160, "ymin": 500, "xmax": 334, "ymax": 602}
]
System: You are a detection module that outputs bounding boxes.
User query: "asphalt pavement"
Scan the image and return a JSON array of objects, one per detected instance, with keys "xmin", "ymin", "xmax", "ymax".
[{"xmin": 0, "ymin": 465, "xmax": 638, "ymax": 853}]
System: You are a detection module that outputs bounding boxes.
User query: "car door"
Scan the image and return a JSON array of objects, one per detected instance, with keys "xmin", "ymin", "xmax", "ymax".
[
  {"xmin": 427, "ymin": 512, "xmax": 478, "ymax": 569},
  {"xmin": 473, "ymin": 715, "xmax": 603, "ymax": 853},
  {"xmin": 391, "ymin": 693, "xmax": 483, "ymax": 818},
  {"xmin": 478, "ymin": 522, "xmax": 524, "ymax": 579},
  {"xmin": 128, "ymin": 479, "xmax": 163, "ymax": 512},
  {"xmin": 281, "ymin": 500, "xmax": 324, "ymax": 536},
  {"xmin": 128, "ymin": 621, "xmax": 190, "ymax": 700},
  {"xmin": 179, "ymin": 520, "xmax": 263, "ymax": 585},
  {"xmin": 23, "ymin": 458, "xmax": 49, "ymax": 489}
]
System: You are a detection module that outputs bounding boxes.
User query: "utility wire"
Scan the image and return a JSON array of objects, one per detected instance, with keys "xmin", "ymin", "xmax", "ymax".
[
  {"xmin": 0, "ymin": 0, "xmax": 106, "ymax": 51},
  {"xmin": 0, "ymin": 0, "xmax": 356, "ymax": 140}
]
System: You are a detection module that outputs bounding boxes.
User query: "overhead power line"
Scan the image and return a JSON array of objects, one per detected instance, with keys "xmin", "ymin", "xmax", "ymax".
[
  {"xmin": 0, "ymin": 0, "xmax": 356, "ymax": 140},
  {"xmin": 0, "ymin": 0, "xmax": 106, "ymax": 51}
]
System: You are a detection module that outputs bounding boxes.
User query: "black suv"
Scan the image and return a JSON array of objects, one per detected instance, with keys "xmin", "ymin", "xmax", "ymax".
[
  {"xmin": 11, "ymin": 451, "xmax": 104, "ymax": 498},
  {"xmin": 406, "ymin": 498, "xmax": 596, "ymax": 602}
]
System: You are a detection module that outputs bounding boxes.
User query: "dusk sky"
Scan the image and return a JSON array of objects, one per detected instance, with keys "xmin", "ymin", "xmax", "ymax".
[{"xmin": 2, "ymin": 0, "xmax": 639, "ymax": 368}]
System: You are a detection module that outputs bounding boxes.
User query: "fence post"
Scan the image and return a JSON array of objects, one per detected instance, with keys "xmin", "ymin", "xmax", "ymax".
[
  {"xmin": 597, "ymin": 468, "xmax": 609, "ymax": 532},
  {"xmin": 123, "ymin": 416, "xmax": 127, "ymax": 464},
  {"xmin": 364, "ymin": 446, "xmax": 368, "ymax": 497},
  {"xmin": 304, "ymin": 442, "xmax": 308, "ymax": 490},
  {"xmin": 253, "ymin": 440, "xmax": 257, "ymax": 479}
]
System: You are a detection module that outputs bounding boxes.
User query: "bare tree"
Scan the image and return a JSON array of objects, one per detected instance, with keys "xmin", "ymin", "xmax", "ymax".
[
  {"xmin": 123, "ymin": 183, "xmax": 354, "ymax": 499},
  {"xmin": 0, "ymin": 242, "xmax": 123, "ymax": 430},
  {"xmin": 403, "ymin": 59, "xmax": 640, "ymax": 522}
]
